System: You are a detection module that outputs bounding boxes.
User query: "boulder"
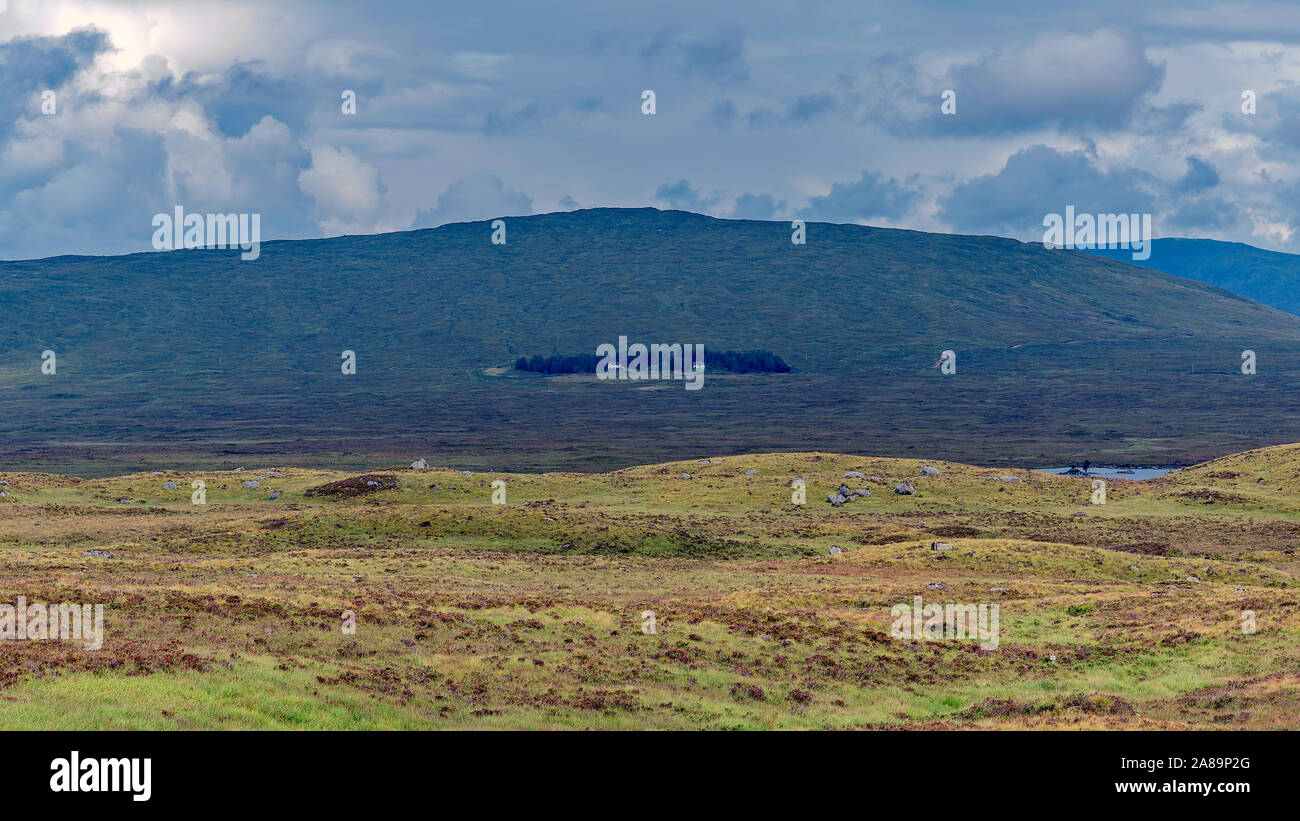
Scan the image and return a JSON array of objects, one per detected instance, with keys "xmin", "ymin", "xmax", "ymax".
[
  {"xmin": 930, "ymin": 542, "xmax": 954, "ymax": 551},
  {"xmin": 82, "ymin": 549, "xmax": 115, "ymax": 559},
  {"xmin": 826, "ymin": 493, "xmax": 847, "ymax": 507},
  {"xmin": 410, "ymin": 459, "xmax": 428, "ymax": 470},
  {"xmin": 680, "ymin": 472, "xmax": 692, "ymax": 479},
  {"xmin": 850, "ymin": 488, "xmax": 870, "ymax": 498},
  {"xmin": 462, "ymin": 470, "xmax": 473, "ymax": 477},
  {"xmin": 269, "ymin": 491, "xmax": 282, "ymax": 500},
  {"xmin": 829, "ymin": 545, "xmax": 843, "ymax": 555},
  {"xmin": 164, "ymin": 480, "xmax": 178, "ymax": 490},
  {"xmin": 844, "ymin": 471, "xmax": 865, "ymax": 479},
  {"xmin": 997, "ymin": 475, "xmax": 1021, "ymax": 483},
  {"xmin": 744, "ymin": 469, "xmax": 757, "ymax": 475},
  {"xmin": 241, "ymin": 480, "xmax": 260, "ymax": 489},
  {"xmin": 837, "ymin": 483, "xmax": 853, "ymax": 497},
  {"xmin": 920, "ymin": 465, "xmax": 941, "ymax": 476},
  {"xmin": 894, "ymin": 482, "xmax": 916, "ymax": 495},
  {"xmin": 926, "ymin": 581, "xmax": 949, "ymax": 591}
]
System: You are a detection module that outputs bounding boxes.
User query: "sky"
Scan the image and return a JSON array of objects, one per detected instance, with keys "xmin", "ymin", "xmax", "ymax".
[{"xmin": 2, "ymin": 0, "xmax": 1300, "ymax": 259}]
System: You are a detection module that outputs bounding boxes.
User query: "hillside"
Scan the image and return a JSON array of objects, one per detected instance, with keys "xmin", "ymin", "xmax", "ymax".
[
  {"xmin": 1088, "ymin": 238, "xmax": 1300, "ymax": 317},
  {"xmin": 2, "ymin": 445, "xmax": 1298, "ymax": 729},
  {"xmin": 4, "ymin": 208, "xmax": 1300, "ymax": 474}
]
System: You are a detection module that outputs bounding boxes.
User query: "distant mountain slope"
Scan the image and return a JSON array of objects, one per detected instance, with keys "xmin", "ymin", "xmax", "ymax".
[
  {"xmin": 1087, "ymin": 238, "xmax": 1300, "ymax": 316},
  {"xmin": 3, "ymin": 208, "xmax": 1300, "ymax": 474}
]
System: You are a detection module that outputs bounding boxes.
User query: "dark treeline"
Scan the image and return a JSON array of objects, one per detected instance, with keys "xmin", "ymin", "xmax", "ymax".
[{"xmin": 514, "ymin": 349, "xmax": 792, "ymax": 374}]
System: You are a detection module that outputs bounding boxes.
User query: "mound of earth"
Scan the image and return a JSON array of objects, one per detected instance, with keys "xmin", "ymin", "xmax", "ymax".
[{"xmin": 303, "ymin": 474, "xmax": 399, "ymax": 498}]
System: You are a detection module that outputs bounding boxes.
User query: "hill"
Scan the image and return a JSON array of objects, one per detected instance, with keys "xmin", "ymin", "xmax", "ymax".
[
  {"xmin": 1088, "ymin": 237, "xmax": 1300, "ymax": 316},
  {"xmin": 4, "ymin": 208, "xmax": 1300, "ymax": 474}
]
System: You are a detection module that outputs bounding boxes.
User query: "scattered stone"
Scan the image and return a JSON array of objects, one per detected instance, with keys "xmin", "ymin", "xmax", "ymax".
[
  {"xmin": 82, "ymin": 549, "xmax": 115, "ymax": 559},
  {"xmin": 428, "ymin": 483, "xmax": 440, "ymax": 489},
  {"xmin": 267, "ymin": 470, "xmax": 283, "ymax": 478},
  {"xmin": 920, "ymin": 465, "xmax": 941, "ymax": 476},
  {"xmin": 989, "ymin": 587, "xmax": 1009, "ymax": 593},
  {"xmin": 543, "ymin": 516, "xmax": 554, "ymax": 521},
  {"xmin": 164, "ymin": 480, "xmax": 178, "ymax": 490},
  {"xmin": 0, "ymin": 479, "xmax": 8, "ymax": 485},
  {"xmin": 894, "ymin": 482, "xmax": 916, "ymax": 495},
  {"xmin": 698, "ymin": 459, "xmax": 711, "ymax": 465},
  {"xmin": 997, "ymin": 475, "xmax": 1021, "ymax": 483},
  {"xmin": 462, "ymin": 471, "xmax": 473, "ymax": 477},
  {"xmin": 269, "ymin": 491, "xmax": 282, "ymax": 500},
  {"xmin": 1129, "ymin": 565, "xmax": 1140, "ymax": 571},
  {"xmin": 844, "ymin": 471, "xmax": 865, "ymax": 479},
  {"xmin": 1186, "ymin": 575, "xmax": 1200, "ymax": 582},
  {"xmin": 826, "ymin": 493, "xmax": 847, "ymax": 507},
  {"xmin": 246, "ymin": 572, "xmax": 258, "ymax": 577},
  {"xmin": 680, "ymin": 472, "xmax": 692, "ymax": 479},
  {"xmin": 926, "ymin": 581, "xmax": 949, "ymax": 591},
  {"xmin": 931, "ymin": 542, "xmax": 954, "ymax": 551},
  {"xmin": 366, "ymin": 480, "xmax": 379, "ymax": 487},
  {"xmin": 829, "ymin": 545, "xmax": 843, "ymax": 555},
  {"xmin": 1071, "ymin": 512, "xmax": 1087, "ymax": 517},
  {"xmin": 116, "ymin": 498, "xmax": 132, "ymax": 504},
  {"xmin": 233, "ymin": 467, "xmax": 245, "ymax": 472},
  {"xmin": 790, "ymin": 476, "xmax": 806, "ymax": 487},
  {"xmin": 744, "ymin": 469, "xmax": 757, "ymax": 475},
  {"xmin": 410, "ymin": 459, "xmax": 428, "ymax": 470},
  {"xmin": 1235, "ymin": 588, "xmax": 1245, "ymax": 593},
  {"xmin": 0, "ymin": 491, "xmax": 8, "ymax": 497},
  {"xmin": 241, "ymin": 480, "xmax": 260, "ymax": 489},
  {"xmin": 850, "ymin": 488, "xmax": 870, "ymax": 498},
  {"xmin": 837, "ymin": 483, "xmax": 853, "ymax": 497}
]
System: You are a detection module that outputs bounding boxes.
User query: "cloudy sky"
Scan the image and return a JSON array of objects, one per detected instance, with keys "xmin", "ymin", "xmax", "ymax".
[{"xmin": 2, "ymin": 0, "xmax": 1300, "ymax": 259}]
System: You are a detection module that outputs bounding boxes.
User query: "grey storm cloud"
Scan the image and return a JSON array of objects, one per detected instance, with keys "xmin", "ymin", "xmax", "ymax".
[
  {"xmin": 0, "ymin": 26, "xmax": 109, "ymax": 142},
  {"xmin": 1176, "ymin": 156, "xmax": 1219, "ymax": 193},
  {"xmin": 640, "ymin": 27, "xmax": 748, "ymax": 82},
  {"xmin": 731, "ymin": 192, "xmax": 785, "ymax": 220},
  {"xmin": 910, "ymin": 29, "xmax": 1164, "ymax": 136},
  {"xmin": 158, "ymin": 62, "xmax": 313, "ymax": 138},
  {"xmin": 801, "ymin": 172, "xmax": 918, "ymax": 223},
  {"xmin": 939, "ymin": 145, "xmax": 1157, "ymax": 238},
  {"xmin": 411, "ymin": 174, "xmax": 534, "ymax": 229},
  {"xmin": 654, "ymin": 179, "xmax": 722, "ymax": 212}
]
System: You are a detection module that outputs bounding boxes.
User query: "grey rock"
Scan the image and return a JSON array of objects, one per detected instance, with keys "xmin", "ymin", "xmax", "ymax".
[
  {"xmin": 829, "ymin": 545, "xmax": 844, "ymax": 555},
  {"xmin": 931, "ymin": 542, "xmax": 954, "ymax": 551},
  {"xmin": 82, "ymin": 549, "xmax": 115, "ymax": 559},
  {"xmin": 698, "ymin": 459, "xmax": 711, "ymax": 465},
  {"xmin": 926, "ymin": 581, "xmax": 949, "ymax": 591},
  {"xmin": 989, "ymin": 587, "xmax": 1009, "ymax": 593},
  {"xmin": 266, "ymin": 470, "xmax": 283, "ymax": 478},
  {"xmin": 997, "ymin": 475, "xmax": 1021, "ymax": 483},
  {"xmin": 744, "ymin": 469, "xmax": 757, "ymax": 475},
  {"xmin": 269, "ymin": 491, "xmax": 282, "ymax": 500},
  {"xmin": 1071, "ymin": 512, "xmax": 1087, "ymax": 518},
  {"xmin": 241, "ymin": 480, "xmax": 260, "ymax": 489},
  {"xmin": 826, "ymin": 493, "xmax": 847, "ymax": 507},
  {"xmin": 850, "ymin": 488, "xmax": 871, "ymax": 498},
  {"xmin": 164, "ymin": 480, "xmax": 178, "ymax": 490},
  {"xmin": 894, "ymin": 482, "xmax": 916, "ymax": 495},
  {"xmin": 680, "ymin": 472, "xmax": 692, "ymax": 479},
  {"xmin": 920, "ymin": 465, "xmax": 941, "ymax": 476},
  {"xmin": 837, "ymin": 483, "xmax": 853, "ymax": 497},
  {"xmin": 366, "ymin": 480, "xmax": 379, "ymax": 487},
  {"xmin": 844, "ymin": 471, "xmax": 865, "ymax": 479},
  {"xmin": 410, "ymin": 459, "xmax": 428, "ymax": 470},
  {"xmin": 462, "ymin": 470, "xmax": 473, "ymax": 477},
  {"xmin": 869, "ymin": 476, "xmax": 882, "ymax": 483}
]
